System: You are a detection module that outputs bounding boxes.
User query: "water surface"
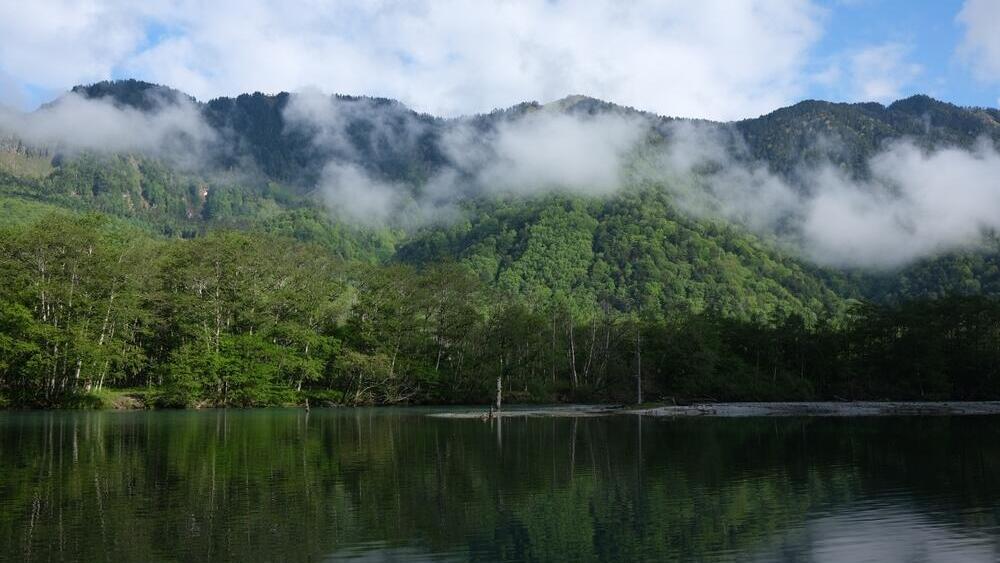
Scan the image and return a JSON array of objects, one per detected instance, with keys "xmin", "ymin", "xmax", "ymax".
[{"xmin": 1, "ymin": 409, "xmax": 998, "ymax": 561}]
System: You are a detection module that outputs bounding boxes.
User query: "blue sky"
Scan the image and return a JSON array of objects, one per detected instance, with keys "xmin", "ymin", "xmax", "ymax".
[
  {"xmin": 0, "ymin": 0, "xmax": 997, "ymax": 120},
  {"xmin": 810, "ymin": 0, "xmax": 996, "ymax": 108}
]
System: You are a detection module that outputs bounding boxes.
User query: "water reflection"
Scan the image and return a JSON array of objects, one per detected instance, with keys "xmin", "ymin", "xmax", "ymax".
[
  {"xmin": 752, "ymin": 506, "xmax": 1000, "ymax": 562},
  {"xmin": 0, "ymin": 410, "xmax": 997, "ymax": 562}
]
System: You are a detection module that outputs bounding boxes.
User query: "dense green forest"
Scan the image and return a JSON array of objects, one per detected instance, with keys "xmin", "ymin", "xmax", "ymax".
[
  {"xmin": 1, "ymin": 80, "xmax": 1000, "ymax": 407},
  {"xmin": 1, "ymin": 212, "xmax": 999, "ymax": 408}
]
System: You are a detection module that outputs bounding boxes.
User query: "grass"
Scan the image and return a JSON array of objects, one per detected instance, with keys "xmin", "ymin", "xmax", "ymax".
[
  {"xmin": 68, "ymin": 388, "xmax": 151, "ymax": 410},
  {"xmin": 0, "ymin": 195, "xmax": 69, "ymax": 227}
]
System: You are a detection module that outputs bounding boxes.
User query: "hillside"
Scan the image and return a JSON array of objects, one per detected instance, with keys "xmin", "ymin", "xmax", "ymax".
[
  {"xmin": 2, "ymin": 81, "xmax": 1000, "ymax": 406},
  {"xmin": 4, "ymin": 81, "xmax": 1000, "ymax": 311}
]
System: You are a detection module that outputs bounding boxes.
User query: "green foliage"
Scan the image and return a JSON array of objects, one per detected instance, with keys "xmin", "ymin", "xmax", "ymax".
[
  {"xmin": 398, "ymin": 191, "xmax": 844, "ymax": 322},
  {"xmin": 2, "ymin": 84, "xmax": 1000, "ymax": 406},
  {"xmin": 1, "ymin": 212, "xmax": 998, "ymax": 407},
  {"xmin": 736, "ymin": 95, "xmax": 1000, "ymax": 176}
]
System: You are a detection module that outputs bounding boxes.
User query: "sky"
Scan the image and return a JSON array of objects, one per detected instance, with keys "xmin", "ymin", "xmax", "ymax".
[{"xmin": 0, "ymin": 0, "xmax": 997, "ymax": 121}]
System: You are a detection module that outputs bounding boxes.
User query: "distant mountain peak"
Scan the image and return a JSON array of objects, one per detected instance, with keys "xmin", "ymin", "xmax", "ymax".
[
  {"xmin": 545, "ymin": 94, "xmax": 598, "ymax": 108},
  {"xmin": 68, "ymin": 79, "xmax": 196, "ymax": 111},
  {"xmin": 542, "ymin": 94, "xmax": 627, "ymax": 117},
  {"xmin": 887, "ymin": 94, "xmax": 959, "ymax": 116}
]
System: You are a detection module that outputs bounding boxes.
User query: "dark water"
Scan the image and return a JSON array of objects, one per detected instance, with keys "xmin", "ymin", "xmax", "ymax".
[{"xmin": 1, "ymin": 409, "xmax": 999, "ymax": 562}]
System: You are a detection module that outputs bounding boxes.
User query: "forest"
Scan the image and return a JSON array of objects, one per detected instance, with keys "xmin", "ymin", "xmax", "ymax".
[
  {"xmin": 2, "ymin": 81, "xmax": 1000, "ymax": 407},
  {"xmin": 1, "ymin": 211, "xmax": 998, "ymax": 408}
]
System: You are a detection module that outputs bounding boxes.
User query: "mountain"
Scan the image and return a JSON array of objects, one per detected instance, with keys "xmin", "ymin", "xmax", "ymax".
[
  {"xmin": 3, "ymin": 80, "xmax": 1000, "ymax": 406},
  {"xmin": 67, "ymin": 80, "xmax": 1000, "ymax": 179},
  {"xmin": 734, "ymin": 95, "xmax": 1000, "ymax": 175},
  {"xmin": 3, "ymin": 80, "xmax": 1000, "ymax": 318}
]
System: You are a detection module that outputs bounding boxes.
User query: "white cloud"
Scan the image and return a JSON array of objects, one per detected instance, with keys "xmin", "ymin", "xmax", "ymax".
[
  {"xmin": 957, "ymin": 0, "xmax": 1000, "ymax": 82},
  {"xmin": 0, "ymin": 1, "xmax": 146, "ymax": 94},
  {"xmin": 291, "ymin": 90, "xmax": 1000, "ymax": 269},
  {"xmin": 318, "ymin": 163, "xmax": 406, "ymax": 226},
  {"xmin": 801, "ymin": 139, "xmax": 1000, "ymax": 267},
  {"xmin": 0, "ymin": 0, "xmax": 824, "ymax": 120},
  {"xmin": 442, "ymin": 108, "xmax": 648, "ymax": 196},
  {"xmin": 815, "ymin": 42, "xmax": 922, "ymax": 103},
  {"xmin": 289, "ymin": 90, "xmax": 651, "ymax": 225},
  {"xmin": 848, "ymin": 43, "xmax": 922, "ymax": 102},
  {"xmin": 0, "ymin": 91, "xmax": 215, "ymax": 165},
  {"xmin": 660, "ymin": 123, "xmax": 1000, "ymax": 269}
]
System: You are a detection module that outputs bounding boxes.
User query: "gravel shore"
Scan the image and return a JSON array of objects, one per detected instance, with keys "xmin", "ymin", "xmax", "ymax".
[{"xmin": 430, "ymin": 401, "xmax": 1000, "ymax": 419}]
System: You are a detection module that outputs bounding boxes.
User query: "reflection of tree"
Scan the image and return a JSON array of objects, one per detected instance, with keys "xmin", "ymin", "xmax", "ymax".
[{"xmin": 0, "ymin": 412, "xmax": 996, "ymax": 561}]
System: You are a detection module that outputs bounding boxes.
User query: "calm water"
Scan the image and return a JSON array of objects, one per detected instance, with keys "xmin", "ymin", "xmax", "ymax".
[{"xmin": 1, "ymin": 409, "xmax": 998, "ymax": 562}]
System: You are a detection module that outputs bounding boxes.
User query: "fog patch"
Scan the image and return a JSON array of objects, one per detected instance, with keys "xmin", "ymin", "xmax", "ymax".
[
  {"xmin": 286, "ymin": 91, "xmax": 650, "ymax": 226},
  {"xmin": 318, "ymin": 163, "xmax": 406, "ymax": 226},
  {"xmin": 443, "ymin": 110, "xmax": 648, "ymax": 197},
  {"xmin": 0, "ymin": 91, "xmax": 215, "ymax": 167},
  {"xmin": 657, "ymin": 122, "xmax": 1000, "ymax": 269},
  {"xmin": 283, "ymin": 89, "xmax": 1000, "ymax": 270}
]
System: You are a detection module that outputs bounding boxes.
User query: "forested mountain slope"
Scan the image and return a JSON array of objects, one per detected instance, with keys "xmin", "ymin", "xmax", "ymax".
[
  {"xmin": 6, "ymin": 80, "xmax": 999, "ymax": 310},
  {"xmin": 2, "ymin": 81, "xmax": 1000, "ymax": 406}
]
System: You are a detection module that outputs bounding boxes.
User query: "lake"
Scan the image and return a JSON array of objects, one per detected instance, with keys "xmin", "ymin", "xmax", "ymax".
[{"xmin": 1, "ymin": 409, "xmax": 998, "ymax": 562}]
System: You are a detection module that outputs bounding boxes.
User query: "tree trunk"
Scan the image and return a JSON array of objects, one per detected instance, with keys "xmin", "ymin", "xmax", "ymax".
[
  {"xmin": 582, "ymin": 322, "xmax": 597, "ymax": 384},
  {"xmin": 550, "ymin": 313, "xmax": 556, "ymax": 384},
  {"xmin": 635, "ymin": 326, "xmax": 643, "ymax": 405},
  {"xmin": 568, "ymin": 320, "xmax": 578, "ymax": 389},
  {"xmin": 495, "ymin": 374, "xmax": 502, "ymax": 412}
]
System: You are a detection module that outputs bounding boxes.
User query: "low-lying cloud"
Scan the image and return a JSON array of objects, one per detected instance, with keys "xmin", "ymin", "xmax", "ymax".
[
  {"xmin": 287, "ymin": 92, "xmax": 649, "ymax": 225},
  {"xmin": 445, "ymin": 109, "xmax": 647, "ymax": 197},
  {"xmin": 659, "ymin": 121, "xmax": 1000, "ymax": 268},
  {"xmin": 802, "ymin": 140, "xmax": 1000, "ymax": 267},
  {"xmin": 317, "ymin": 163, "xmax": 408, "ymax": 226},
  {"xmin": 0, "ymin": 90, "xmax": 214, "ymax": 165},
  {"xmin": 292, "ymin": 91, "xmax": 1000, "ymax": 269}
]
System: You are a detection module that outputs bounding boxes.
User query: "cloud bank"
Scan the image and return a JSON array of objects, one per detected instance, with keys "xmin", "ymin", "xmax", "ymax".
[
  {"xmin": 443, "ymin": 109, "xmax": 648, "ymax": 197},
  {"xmin": 0, "ymin": 0, "xmax": 823, "ymax": 120},
  {"xmin": 286, "ymin": 93, "xmax": 649, "ymax": 225},
  {"xmin": 659, "ymin": 123, "xmax": 1000, "ymax": 268},
  {"xmin": 288, "ymin": 90, "xmax": 1000, "ymax": 269},
  {"xmin": 0, "ymin": 91, "xmax": 214, "ymax": 164}
]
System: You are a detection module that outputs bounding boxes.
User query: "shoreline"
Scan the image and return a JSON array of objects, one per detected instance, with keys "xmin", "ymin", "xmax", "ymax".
[
  {"xmin": 6, "ymin": 400, "xmax": 1000, "ymax": 417},
  {"xmin": 429, "ymin": 401, "xmax": 1000, "ymax": 419}
]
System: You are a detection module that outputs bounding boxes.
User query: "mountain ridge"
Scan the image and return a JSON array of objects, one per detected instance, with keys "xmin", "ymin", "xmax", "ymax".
[
  {"xmin": 60, "ymin": 80, "xmax": 1000, "ymax": 185},
  {"xmin": 2, "ymin": 79, "xmax": 1000, "ymax": 322},
  {"xmin": 66, "ymin": 78, "xmax": 996, "ymax": 125}
]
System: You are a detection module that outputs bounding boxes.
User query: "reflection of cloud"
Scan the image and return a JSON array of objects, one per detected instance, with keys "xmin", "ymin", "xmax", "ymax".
[{"xmin": 751, "ymin": 505, "xmax": 999, "ymax": 562}]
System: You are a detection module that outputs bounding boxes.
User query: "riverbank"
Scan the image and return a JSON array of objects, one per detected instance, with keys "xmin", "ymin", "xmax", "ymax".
[
  {"xmin": 8, "ymin": 395, "xmax": 1000, "ymax": 416},
  {"xmin": 430, "ymin": 401, "xmax": 1000, "ymax": 419}
]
